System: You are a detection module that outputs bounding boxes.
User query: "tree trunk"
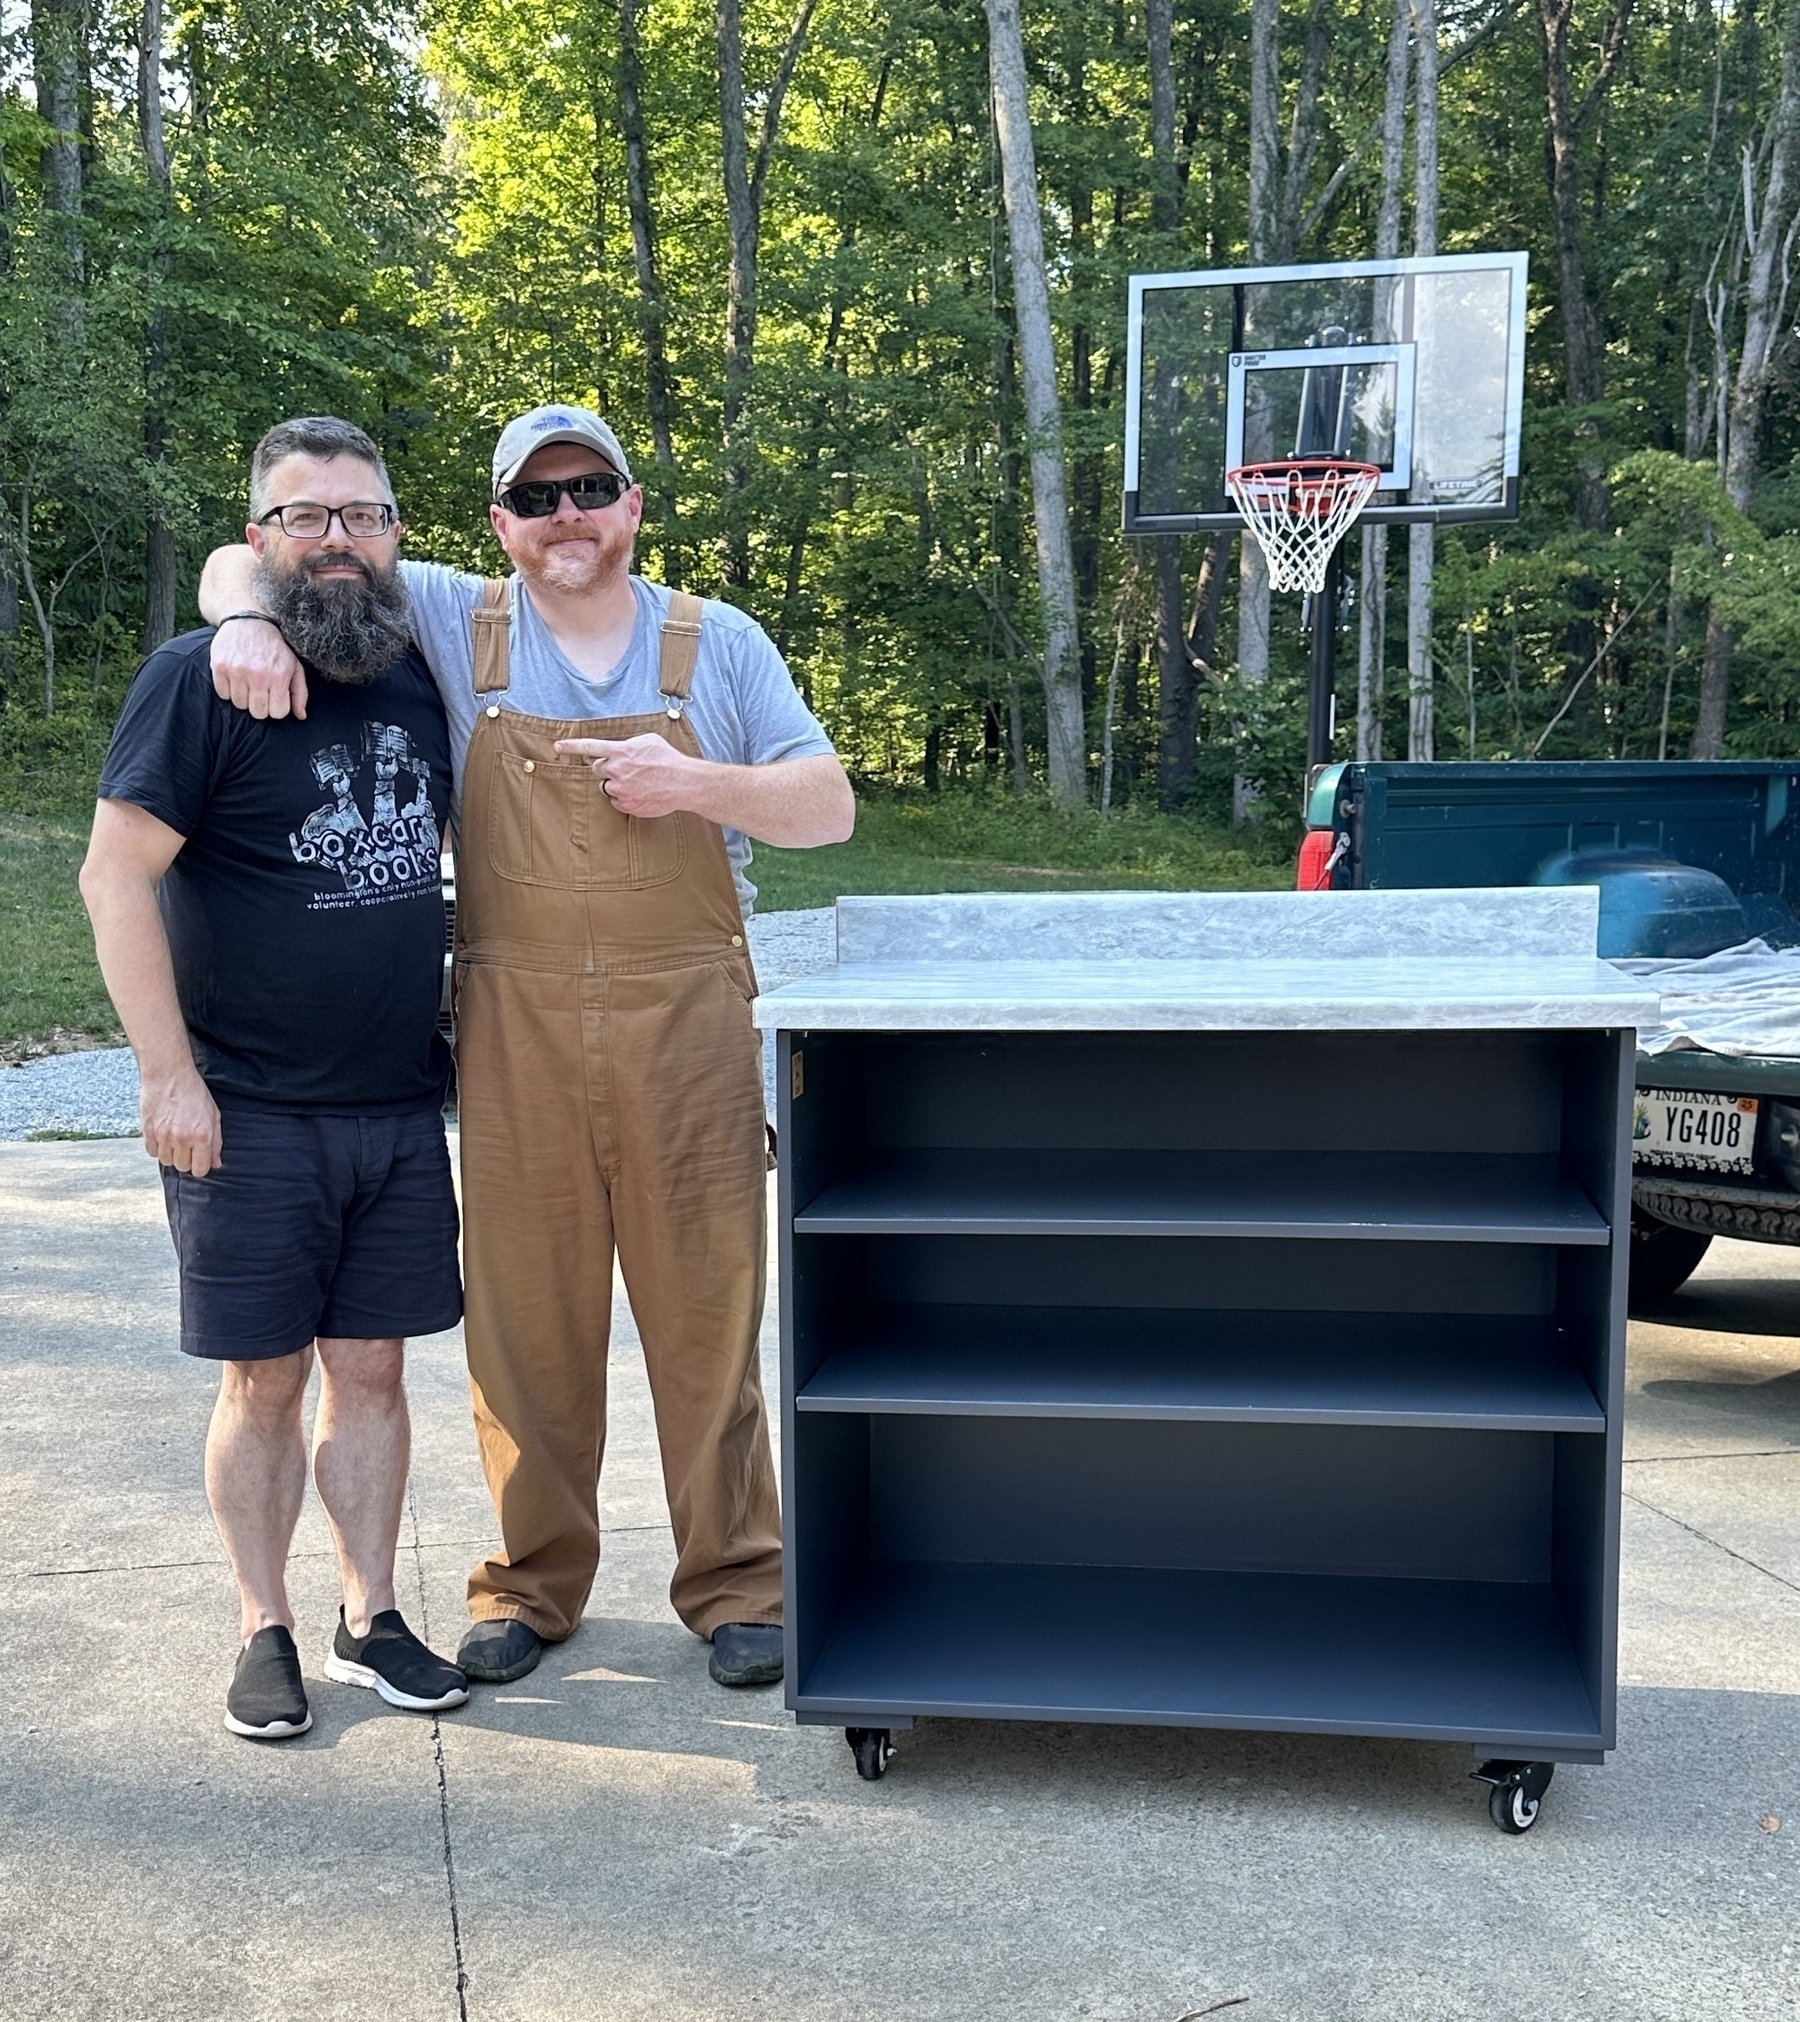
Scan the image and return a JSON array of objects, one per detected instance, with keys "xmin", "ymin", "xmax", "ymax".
[
  {"xmin": 0, "ymin": 162, "xmax": 13, "ymax": 715},
  {"xmin": 715, "ymin": 0, "xmax": 755, "ymax": 588},
  {"xmin": 1693, "ymin": 0, "xmax": 1800, "ymax": 755},
  {"xmin": 1233, "ymin": 0, "xmax": 1281, "ymax": 796},
  {"xmin": 1660, "ymin": 560, "xmax": 1682, "ymax": 761},
  {"xmin": 1357, "ymin": 524, "xmax": 1387, "ymax": 760},
  {"xmin": 0, "ymin": 109, "xmax": 14, "ymax": 278},
  {"xmin": 1724, "ymin": 0, "xmax": 1800, "ymax": 515},
  {"xmin": 1069, "ymin": 184, "xmax": 1101, "ymax": 712},
  {"xmin": 1407, "ymin": 0, "xmax": 1438, "ymax": 760},
  {"xmin": 1407, "ymin": 523, "xmax": 1435, "ymax": 759},
  {"xmin": 1145, "ymin": 0, "xmax": 1178, "ymax": 237},
  {"xmin": 1357, "ymin": 0, "xmax": 1411, "ymax": 761},
  {"xmin": 1235, "ymin": 0, "xmax": 1330, "ymax": 747},
  {"xmin": 1690, "ymin": 603, "xmax": 1732, "ymax": 758},
  {"xmin": 1146, "ymin": 0, "xmax": 1193, "ymax": 808},
  {"xmin": 139, "ymin": 0, "xmax": 177, "ymax": 653},
  {"xmin": 618, "ymin": 0, "xmax": 680, "ymax": 585},
  {"xmin": 1247, "ymin": 0, "xmax": 1280, "ymax": 264},
  {"xmin": 13, "ymin": 490, "xmax": 55, "ymax": 716},
  {"xmin": 32, "ymin": 0, "xmax": 86, "ymax": 343},
  {"xmin": 0, "ymin": 555, "xmax": 15, "ymax": 716},
  {"xmin": 1277, "ymin": 0, "xmax": 1331, "ymax": 259},
  {"xmin": 714, "ymin": 0, "xmax": 818, "ymax": 592},
  {"xmin": 985, "ymin": 0, "xmax": 1086, "ymax": 802},
  {"xmin": 1155, "ymin": 538, "xmax": 1198, "ymax": 810},
  {"xmin": 1187, "ymin": 530, "xmax": 1230, "ymax": 676},
  {"xmin": 1537, "ymin": 0, "xmax": 1629, "ymax": 532},
  {"xmin": 1233, "ymin": 540, "xmax": 1270, "ymax": 825}
]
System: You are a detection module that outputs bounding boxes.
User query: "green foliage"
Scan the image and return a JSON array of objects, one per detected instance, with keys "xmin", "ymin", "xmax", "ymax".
[
  {"xmin": 0, "ymin": 813, "xmax": 120, "ymax": 1057},
  {"xmin": 6, "ymin": 0, "xmax": 1800, "ymax": 819},
  {"xmin": 750, "ymin": 787, "xmax": 1293, "ymax": 909}
]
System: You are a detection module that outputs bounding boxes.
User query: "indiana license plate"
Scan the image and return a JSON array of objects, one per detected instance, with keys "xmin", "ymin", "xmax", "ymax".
[{"xmin": 1634, "ymin": 1089, "xmax": 1759, "ymax": 1174}]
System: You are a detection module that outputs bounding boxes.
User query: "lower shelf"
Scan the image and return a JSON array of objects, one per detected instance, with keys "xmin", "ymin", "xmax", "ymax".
[
  {"xmin": 796, "ymin": 1307, "xmax": 1604, "ymax": 1430},
  {"xmin": 794, "ymin": 1560, "xmax": 1603, "ymax": 1750}
]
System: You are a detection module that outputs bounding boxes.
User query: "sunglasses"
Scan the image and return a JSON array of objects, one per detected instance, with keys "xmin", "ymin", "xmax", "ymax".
[{"xmin": 496, "ymin": 471, "xmax": 632, "ymax": 518}]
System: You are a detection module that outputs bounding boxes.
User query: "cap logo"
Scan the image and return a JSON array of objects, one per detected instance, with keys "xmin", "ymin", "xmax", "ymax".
[{"xmin": 534, "ymin": 412, "xmax": 574, "ymax": 431}]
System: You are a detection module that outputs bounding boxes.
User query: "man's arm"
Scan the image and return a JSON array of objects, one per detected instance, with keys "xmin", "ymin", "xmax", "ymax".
[
  {"xmin": 199, "ymin": 543, "xmax": 310, "ymax": 721},
  {"xmin": 79, "ymin": 800, "xmax": 223, "ymax": 1175},
  {"xmin": 552, "ymin": 735, "xmax": 855, "ymax": 847}
]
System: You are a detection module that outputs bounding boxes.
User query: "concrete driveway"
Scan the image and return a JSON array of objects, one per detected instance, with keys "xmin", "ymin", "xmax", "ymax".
[{"xmin": 1, "ymin": 1139, "xmax": 1795, "ymax": 2021}]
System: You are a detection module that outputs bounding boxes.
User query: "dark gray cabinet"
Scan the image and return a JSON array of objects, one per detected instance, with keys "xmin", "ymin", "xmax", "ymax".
[{"xmin": 774, "ymin": 1024, "xmax": 1633, "ymax": 1825}]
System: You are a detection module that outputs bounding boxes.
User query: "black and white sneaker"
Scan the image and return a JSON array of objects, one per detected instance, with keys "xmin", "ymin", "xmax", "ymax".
[
  {"xmin": 324, "ymin": 1609, "xmax": 470, "ymax": 1712},
  {"xmin": 225, "ymin": 1625, "xmax": 313, "ymax": 1741}
]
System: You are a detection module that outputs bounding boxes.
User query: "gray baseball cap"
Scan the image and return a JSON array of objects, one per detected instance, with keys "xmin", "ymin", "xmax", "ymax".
[{"xmin": 491, "ymin": 404, "xmax": 634, "ymax": 496}]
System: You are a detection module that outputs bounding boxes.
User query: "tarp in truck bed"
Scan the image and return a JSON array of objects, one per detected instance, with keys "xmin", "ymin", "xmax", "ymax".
[{"xmin": 1618, "ymin": 939, "xmax": 1800, "ymax": 1058}]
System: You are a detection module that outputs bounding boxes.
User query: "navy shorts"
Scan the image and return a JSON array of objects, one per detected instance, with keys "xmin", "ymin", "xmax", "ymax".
[{"xmin": 162, "ymin": 1105, "xmax": 463, "ymax": 1361}]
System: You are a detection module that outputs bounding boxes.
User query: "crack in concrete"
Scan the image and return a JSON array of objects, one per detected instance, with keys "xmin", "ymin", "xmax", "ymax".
[
  {"xmin": 15, "ymin": 1522, "xmax": 666, "ymax": 1583},
  {"xmin": 1624, "ymin": 1487, "xmax": 1800, "ymax": 1600},
  {"xmin": 1624, "ymin": 1449, "xmax": 1800, "ymax": 1465},
  {"xmin": 408, "ymin": 1482, "xmax": 470, "ymax": 2022}
]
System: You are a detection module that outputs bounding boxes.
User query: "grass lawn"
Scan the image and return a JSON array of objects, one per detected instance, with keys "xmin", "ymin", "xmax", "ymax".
[
  {"xmin": 750, "ymin": 794, "xmax": 1291, "ymax": 911},
  {"xmin": 0, "ymin": 795, "xmax": 1290, "ymax": 1059},
  {"xmin": 0, "ymin": 813, "xmax": 122, "ymax": 1061}
]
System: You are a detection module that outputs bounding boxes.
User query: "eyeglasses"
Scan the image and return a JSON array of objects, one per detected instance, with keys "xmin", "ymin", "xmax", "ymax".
[
  {"xmin": 496, "ymin": 471, "xmax": 632, "ymax": 518},
  {"xmin": 257, "ymin": 501, "xmax": 397, "ymax": 538}
]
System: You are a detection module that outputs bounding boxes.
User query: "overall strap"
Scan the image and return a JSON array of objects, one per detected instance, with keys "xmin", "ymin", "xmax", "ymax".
[
  {"xmin": 658, "ymin": 591, "xmax": 704, "ymax": 718},
  {"xmin": 471, "ymin": 577, "xmax": 512, "ymax": 696}
]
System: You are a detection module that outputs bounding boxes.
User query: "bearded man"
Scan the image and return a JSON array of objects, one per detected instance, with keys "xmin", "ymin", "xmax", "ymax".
[
  {"xmin": 81, "ymin": 416, "xmax": 469, "ymax": 1741},
  {"xmin": 200, "ymin": 404, "xmax": 854, "ymax": 1691}
]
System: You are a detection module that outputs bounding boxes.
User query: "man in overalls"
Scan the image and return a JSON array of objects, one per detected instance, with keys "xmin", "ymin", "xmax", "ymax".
[{"xmin": 200, "ymin": 406, "xmax": 854, "ymax": 1688}]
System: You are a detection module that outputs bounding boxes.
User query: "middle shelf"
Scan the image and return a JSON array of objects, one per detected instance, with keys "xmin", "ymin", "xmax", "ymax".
[
  {"xmin": 792, "ymin": 1148, "xmax": 1611, "ymax": 1244},
  {"xmin": 794, "ymin": 1305, "xmax": 1606, "ymax": 1431}
]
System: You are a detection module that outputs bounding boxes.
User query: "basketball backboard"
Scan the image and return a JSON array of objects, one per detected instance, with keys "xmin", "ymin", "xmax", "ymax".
[{"xmin": 1122, "ymin": 251, "xmax": 1528, "ymax": 534}]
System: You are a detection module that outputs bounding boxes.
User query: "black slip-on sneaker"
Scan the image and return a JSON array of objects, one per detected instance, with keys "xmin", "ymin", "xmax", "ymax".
[
  {"xmin": 324, "ymin": 1609, "xmax": 469, "ymax": 1712},
  {"xmin": 708, "ymin": 1621, "xmax": 784, "ymax": 1687},
  {"xmin": 225, "ymin": 1625, "xmax": 312, "ymax": 1740},
  {"xmin": 455, "ymin": 1617, "xmax": 544, "ymax": 1684}
]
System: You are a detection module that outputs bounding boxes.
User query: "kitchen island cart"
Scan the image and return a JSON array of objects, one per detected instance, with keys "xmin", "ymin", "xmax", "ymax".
[{"xmin": 753, "ymin": 890, "xmax": 1656, "ymax": 1831}]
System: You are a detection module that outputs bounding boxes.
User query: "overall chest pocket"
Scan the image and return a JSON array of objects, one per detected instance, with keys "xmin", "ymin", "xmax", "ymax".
[{"xmin": 486, "ymin": 749, "xmax": 687, "ymax": 890}]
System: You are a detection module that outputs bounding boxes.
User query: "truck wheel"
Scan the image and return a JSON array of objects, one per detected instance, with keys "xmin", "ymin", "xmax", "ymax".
[{"xmin": 1628, "ymin": 1208, "xmax": 1713, "ymax": 1306}]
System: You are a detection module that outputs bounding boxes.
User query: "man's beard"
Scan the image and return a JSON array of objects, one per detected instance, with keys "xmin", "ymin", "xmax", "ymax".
[
  {"xmin": 255, "ymin": 550, "xmax": 413, "ymax": 685},
  {"xmin": 513, "ymin": 519, "xmax": 634, "ymax": 598}
]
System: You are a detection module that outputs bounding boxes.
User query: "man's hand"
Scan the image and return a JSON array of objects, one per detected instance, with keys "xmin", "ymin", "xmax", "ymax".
[
  {"xmin": 551, "ymin": 737, "xmax": 855, "ymax": 846},
  {"xmin": 79, "ymin": 799, "xmax": 225, "ymax": 1177},
  {"xmin": 140, "ymin": 1066, "xmax": 223, "ymax": 1177},
  {"xmin": 199, "ymin": 543, "xmax": 309, "ymax": 720},
  {"xmin": 554, "ymin": 733, "xmax": 708, "ymax": 819},
  {"xmin": 211, "ymin": 614, "xmax": 309, "ymax": 722}
]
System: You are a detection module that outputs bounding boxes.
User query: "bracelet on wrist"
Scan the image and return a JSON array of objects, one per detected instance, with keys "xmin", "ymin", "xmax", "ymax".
[{"xmin": 216, "ymin": 611, "xmax": 282, "ymax": 633}]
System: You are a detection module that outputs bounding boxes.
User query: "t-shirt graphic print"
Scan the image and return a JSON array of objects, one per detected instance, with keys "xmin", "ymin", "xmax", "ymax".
[
  {"xmin": 290, "ymin": 721, "xmax": 444, "ymax": 909},
  {"xmin": 99, "ymin": 629, "xmax": 455, "ymax": 1113}
]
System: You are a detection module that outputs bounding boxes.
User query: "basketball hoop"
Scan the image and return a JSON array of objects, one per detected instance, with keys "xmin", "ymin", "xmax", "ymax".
[{"xmin": 1225, "ymin": 459, "xmax": 1382, "ymax": 597}]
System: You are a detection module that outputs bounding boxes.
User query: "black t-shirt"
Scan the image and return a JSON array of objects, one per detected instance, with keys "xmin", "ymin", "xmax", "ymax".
[{"xmin": 98, "ymin": 628, "xmax": 453, "ymax": 1112}]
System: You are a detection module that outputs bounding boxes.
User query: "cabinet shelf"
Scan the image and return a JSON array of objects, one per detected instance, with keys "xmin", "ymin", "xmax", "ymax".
[
  {"xmin": 794, "ymin": 1560, "xmax": 1602, "ymax": 1751},
  {"xmin": 776, "ymin": 1011, "xmax": 1628, "ymax": 1769},
  {"xmin": 794, "ymin": 1149, "xmax": 1609, "ymax": 1245},
  {"xmin": 795, "ymin": 1307, "xmax": 1604, "ymax": 1431}
]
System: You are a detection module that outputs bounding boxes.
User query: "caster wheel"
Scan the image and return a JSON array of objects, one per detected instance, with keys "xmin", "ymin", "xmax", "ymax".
[
  {"xmin": 1475, "ymin": 1759, "xmax": 1553, "ymax": 1834},
  {"xmin": 846, "ymin": 1727, "xmax": 892, "ymax": 1781}
]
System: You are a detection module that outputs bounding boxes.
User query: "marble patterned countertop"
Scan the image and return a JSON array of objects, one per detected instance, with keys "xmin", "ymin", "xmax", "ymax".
[{"xmin": 751, "ymin": 890, "xmax": 1660, "ymax": 1033}]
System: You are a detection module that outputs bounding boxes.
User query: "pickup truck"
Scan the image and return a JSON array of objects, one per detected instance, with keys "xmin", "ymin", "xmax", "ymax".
[{"xmin": 1297, "ymin": 760, "xmax": 1800, "ymax": 1305}]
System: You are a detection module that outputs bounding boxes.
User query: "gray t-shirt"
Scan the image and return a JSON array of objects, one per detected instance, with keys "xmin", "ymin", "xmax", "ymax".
[{"xmin": 400, "ymin": 563, "xmax": 835, "ymax": 912}]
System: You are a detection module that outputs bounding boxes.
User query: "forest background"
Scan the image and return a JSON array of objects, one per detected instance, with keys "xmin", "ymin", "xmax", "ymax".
[{"xmin": 6, "ymin": 0, "xmax": 1800, "ymax": 838}]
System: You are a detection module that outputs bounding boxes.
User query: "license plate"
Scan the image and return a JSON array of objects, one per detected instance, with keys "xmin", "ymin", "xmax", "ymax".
[{"xmin": 1634, "ymin": 1089, "xmax": 1759, "ymax": 1174}]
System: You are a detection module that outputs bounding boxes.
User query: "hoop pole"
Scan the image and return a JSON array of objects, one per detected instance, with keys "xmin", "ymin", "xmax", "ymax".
[{"xmin": 1305, "ymin": 541, "xmax": 1343, "ymax": 778}]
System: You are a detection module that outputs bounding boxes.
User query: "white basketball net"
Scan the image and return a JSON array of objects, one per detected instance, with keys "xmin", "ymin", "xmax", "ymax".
[{"xmin": 1225, "ymin": 460, "xmax": 1382, "ymax": 596}]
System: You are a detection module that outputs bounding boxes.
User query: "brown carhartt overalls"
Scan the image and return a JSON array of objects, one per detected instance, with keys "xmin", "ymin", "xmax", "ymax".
[{"xmin": 453, "ymin": 581, "xmax": 782, "ymax": 1642}]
